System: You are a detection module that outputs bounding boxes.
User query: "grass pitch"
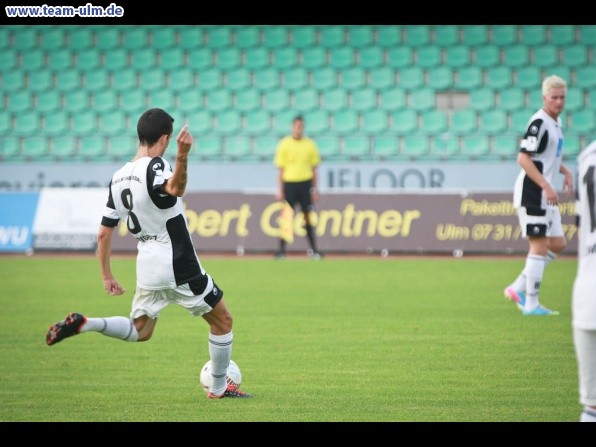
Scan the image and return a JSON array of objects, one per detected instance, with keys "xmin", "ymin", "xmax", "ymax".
[{"xmin": 0, "ymin": 254, "xmax": 580, "ymax": 422}]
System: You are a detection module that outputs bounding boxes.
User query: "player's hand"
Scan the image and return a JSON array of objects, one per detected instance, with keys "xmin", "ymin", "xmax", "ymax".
[
  {"xmin": 176, "ymin": 124, "xmax": 192, "ymax": 155},
  {"xmin": 311, "ymin": 191, "xmax": 320, "ymax": 203},
  {"xmin": 543, "ymin": 183, "xmax": 559, "ymax": 206},
  {"xmin": 276, "ymin": 190, "xmax": 285, "ymax": 201},
  {"xmin": 103, "ymin": 278, "xmax": 125, "ymax": 296},
  {"xmin": 563, "ymin": 172, "xmax": 574, "ymax": 198}
]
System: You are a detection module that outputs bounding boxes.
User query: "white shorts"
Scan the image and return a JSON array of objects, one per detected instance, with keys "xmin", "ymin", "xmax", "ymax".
[
  {"xmin": 130, "ymin": 278, "xmax": 223, "ymax": 320},
  {"xmin": 516, "ymin": 205, "xmax": 564, "ymax": 238},
  {"xmin": 573, "ymin": 328, "xmax": 596, "ymax": 407}
]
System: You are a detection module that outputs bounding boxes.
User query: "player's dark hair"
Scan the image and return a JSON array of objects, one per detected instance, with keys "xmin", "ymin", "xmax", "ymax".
[
  {"xmin": 293, "ymin": 114, "xmax": 304, "ymax": 124},
  {"xmin": 137, "ymin": 108, "xmax": 174, "ymax": 147}
]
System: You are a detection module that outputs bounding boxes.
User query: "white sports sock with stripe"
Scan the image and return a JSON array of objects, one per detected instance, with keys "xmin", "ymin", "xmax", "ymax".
[
  {"xmin": 208, "ymin": 332, "xmax": 233, "ymax": 396},
  {"xmin": 510, "ymin": 250, "xmax": 557, "ymax": 292},
  {"xmin": 81, "ymin": 317, "xmax": 139, "ymax": 341},
  {"xmin": 524, "ymin": 254, "xmax": 545, "ymax": 311}
]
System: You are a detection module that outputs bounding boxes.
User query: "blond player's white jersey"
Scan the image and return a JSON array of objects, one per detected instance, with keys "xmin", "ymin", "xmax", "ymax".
[
  {"xmin": 513, "ymin": 108, "xmax": 564, "ymax": 210},
  {"xmin": 573, "ymin": 140, "xmax": 596, "ymax": 330},
  {"xmin": 101, "ymin": 156, "xmax": 206, "ymax": 290}
]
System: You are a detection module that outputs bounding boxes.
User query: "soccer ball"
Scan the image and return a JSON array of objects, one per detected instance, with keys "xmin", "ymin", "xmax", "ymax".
[{"xmin": 199, "ymin": 359, "xmax": 242, "ymax": 393}]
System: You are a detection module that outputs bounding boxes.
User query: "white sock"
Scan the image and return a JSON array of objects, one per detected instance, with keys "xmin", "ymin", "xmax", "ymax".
[
  {"xmin": 524, "ymin": 254, "xmax": 545, "ymax": 311},
  {"xmin": 581, "ymin": 407, "xmax": 596, "ymax": 422},
  {"xmin": 208, "ymin": 332, "xmax": 233, "ymax": 395},
  {"xmin": 510, "ymin": 250, "xmax": 557, "ymax": 292},
  {"xmin": 80, "ymin": 317, "xmax": 139, "ymax": 341}
]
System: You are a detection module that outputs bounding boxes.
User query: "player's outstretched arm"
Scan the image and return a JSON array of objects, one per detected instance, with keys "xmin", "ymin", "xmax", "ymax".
[
  {"xmin": 97, "ymin": 224, "xmax": 125, "ymax": 296},
  {"xmin": 163, "ymin": 125, "xmax": 192, "ymax": 197}
]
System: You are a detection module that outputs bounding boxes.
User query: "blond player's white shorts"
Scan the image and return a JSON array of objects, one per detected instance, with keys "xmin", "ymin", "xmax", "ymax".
[
  {"xmin": 130, "ymin": 279, "xmax": 223, "ymax": 320},
  {"xmin": 573, "ymin": 328, "xmax": 596, "ymax": 407},
  {"xmin": 516, "ymin": 205, "xmax": 564, "ymax": 238}
]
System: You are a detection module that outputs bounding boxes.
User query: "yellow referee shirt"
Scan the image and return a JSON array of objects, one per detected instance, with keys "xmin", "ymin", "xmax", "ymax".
[{"xmin": 274, "ymin": 136, "xmax": 321, "ymax": 182}]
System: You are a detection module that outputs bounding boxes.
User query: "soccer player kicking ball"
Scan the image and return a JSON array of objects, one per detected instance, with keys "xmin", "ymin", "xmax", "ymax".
[{"xmin": 46, "ymin": 109, "xmax": 251, "ymax": 399}]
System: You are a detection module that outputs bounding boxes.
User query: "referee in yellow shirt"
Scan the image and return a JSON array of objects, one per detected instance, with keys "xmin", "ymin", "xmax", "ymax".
[{"xmin": 274, "ymin": 114, "xmax": 323, "ymax": 259}]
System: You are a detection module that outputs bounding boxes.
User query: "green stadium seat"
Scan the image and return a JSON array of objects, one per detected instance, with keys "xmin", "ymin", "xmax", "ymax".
[
  {"xmin": 343, "ymin": 136, "xmax": 370, "ymax": 158},
  {"xmin": 253, "ymin": 136, "xmax": 279, "ymax": 159},
  {"xmin": 301, "ymin": 47, "xmax": 326, "ymax": 70},
  {"xmin": 101, "ymin": 110, "xmax": 127, "ymax": 134},
  {"xmin": 66, "ymin": 27, "xmax": 93, "ymax": 50},
  {"xmin": 122, "ymin": 27, "xmax": 148, "ymax": 50},
  {"xmin": 564, "ymin": 133, "xmax": 582, "ymax": 157},
  {"xmin": 0, "ymin": 112, "xmax": 11, "ymax": 135},
  {"xmin": 409, "ymin": 88, "xmax": 435, "ymax": 111},
  {"xmin": 36, "ymin": 90, "xmax": 61, "ymax": 114},
  {"xmin": 160, "ymin": 48, "xmax": 184, "ymax": 69},
  {"xmin": 15, "ymin": 111, "xmax": 40, "ymax": 135},
  {"xmin": 369, "ymin": 67, "xmax": 395, "ymax": 89},
  {"xmin": 235, "ymin": 27, "xmax": 260, "ymax": 49},
  {"xmin": 320, "ymin": 26, "xmax": 345, "ymax": 48},
  {"xmin": 168, "ymin": 70, "xmax": 194, "ymax": 92},
  {"xmin": 435, "ymin": 25, "xmax": 460, "ymax": 46},
  {"xmin": 244, "ymin": 110, "xmax": 270, "ymax": 135},
  {"xmin": 235, "ymin": 89, "xmax": 261, "ymax": 113},
  {"xmin": 293, "ymin": 89, "xmax": 319, "ymax": 112},
  {"xmin": 291, "ymin": 27, "xmax": 316, "ymax": 49},
  {"xmin": 481, "ymin": 109, "xmax": 507, "ymax": 134},
  {"xmin": 47, "ymin": 49, "xmax": 72, "ymax": 71},
  {"xmin": 139, "ymin": 68, "xmax": 165, "ymax": 91},
  {"xmin": 226, "ymin": 68, "xmax": 251, "ymax": 91},
  {"xmin": 254, "ymin": 67, "xmax": 279, "ymax": 91},
  {"xmin": 561, "ymin": 44, "xmax": 588, "ymax": 67},
  {"xmin": 359, "ymin": 46, "xmax": 384, "ymax": 69},
  {"xmin": 329, "ymin": 47, "xmax": 355, "ymax": 69},
  {"xmin": 427, "ymin": 66, "xmax": 453, "ymax": 90},
  {"xmin": 197, "ymin": 68, "xmax": 222, "ymax": 90},
  {"xmin": 178, "ymin": 27, "xmax": 203, "ymax": 50},
  {"xmin": 151, "ymin": 28, "xmax": 176, "ymax": 50},
  {"xmin": 273, "ymin": 110, "xmax": 296, "ymax": 133},
  {"xmin": 420, "ymin": 109, "xmax": 448, "ymax": 133},
  {"xmin": 575, "ymin": 66, "xmax": 596, "ymax": 89},
  {"xmin": 565, "ymin": 87, "xmax": 584, "ymax": 111},
  {"xmin": 416, "ymin": 46, "xmax": 441, "ymax": 68},
  {"xmin": 405, "ymin": 25, "xmax": 430, "ymax": 46},
  {"xmin": 341, "ymin": 67, "xmax": 365, "ymax": 90},
  {"xmin": 80, "ymin": 136, "xmax": 106, "ymax": 159},
  {"xmin": 391, "ymin": 109, "xmax": 417, "ymax": 134},
  {"xmin": 111, "ymin": 69, "xmax": 137, "ymax": 92},
  {"xmin": 492, "ymin": 134, "xmax": 518, "ymax": 158},
  {"xmin": 431, "ymin": 134, "xmax": 459, "ymax": 159},
  {"xmin": 402, "ymin": 135, "xmax": 430, "ymax": 158},
  {"xmin": 491, "ymin": 25, "xmax": 517, "ymax": 45},
  {"xmin": 131, "ymin": 48, "xmax": 156, "ymax": 70},
  {"xmin": 398, "ymin": 66, "xmax": 423, "ymax": 89},
  {"xmin": 503, "ymin": 45, "xmax": 529, "ymax": 67},
  {"xmin": 372, "ymin": 134, "xmax": 398, "ymax": 158},
  {"xmin": 317, "ymin": 134, "xmax": 341, "ymax": 159},
  {"xmin": 361, "ymin": 109, "xmax": 388, "ymax": 133},
  {"xmin": 543, "ymin": 66, "xmax": 570, "ymax": 84},
  {"xmin": 2, "ymin": 69, "xmax": 24, "ymax": 92},
  {"xmin": 190, "ymin": 135, "xmax": 221, "ymax": 160},
  {"xmin": 351, "ymin": 88, "xmax": 377, "ymax": 111},
  {"xmin": 51, "ymin": 135, "xmax": 77, "ymax": 159},
  {"xmin": 104, "ymin": 48, "xmax": 128, "ymax": 70},
  {"xmin": 470, "ymin": 88, "xmax": 495, "ymax": 111},
  {"xmin": 21, "ymin": 49, "xmax": 45, "ymax": 71},
  {"xmin": 264, "ymin": 89, "xmax": 289, "ymax": 112},
  {"xmin": 178, "ymin": 90, "xmax": 203, "ymax": 113},
  {"xmin": 515, "ymin": 66, "xmax": 542, "ymax": 89},
  {"xmin": 75, "ymin": 48, "xmax": 100, "ymax": 70},
  {"xmin": 510, "ymin": 109, "xmax": 533, "ymax": 131},
  {"xmin": 0, "ymin": 27, "xmax": 8, "ymax": 49},
  {"xmin": 71, "ymin": 111, "xmax": 97, "ymax": 135},
  {"xmin": 451, "ymin": 109, "xmax": 477, "ymax": 133},
  {"xmin": 333, "ymin": 109, "xmax": 358, "ymax": 134},
  {"xmin": 348, "ymin": 26, "xmax": 374, "ymax": 48},
  {"xmin": 376, "ymin": 26, "xmax": 402, "ymax": 47},
  {"xmin": 549, "ymin": 25, "xmax": 575, "ymax": 45},
  {"xmin": 106, "ymin": 135, "xmax": 135, "ymax": 160},
  {"xmin": 311, "ymin": 67, "xmax": 337, "ymax": 90},
  {"xmin": 570, "ymin": 110, "xmax": 595, "ymax": 133},
  {"xmin": 578, "ymin": 25, "xmax": 596, "ymax": 45},
  {"xmin": 262, "ymin": 26, "xmax": 289, "ymax": 49},
  {"xmin": 206, "ymin": 89, "xmax": 232, "ymax": 112},
  {"xmin": 147, "ymin": 90, "xmax": 175, "ymax": 111},
  {"xmin": 486, "ymin": 66, "xmax": 512, "ymax": 89},
  {"xmin": 244, "ymin": 47, "xmax": 269, "ymax": 70},
  {"xmin": 206, "ymin": 27, "xmax": 233, "ymax": 49},
  {"xmin": 43, "ymin": 111, "xmax": 68, "ymax": 135},
  {"xmin": 57, "ymin": 69, "xmax": 82, "ymax": 92},
  {"xmin": 455, "ymin": 66, "xmax": 482, "ymax": 89},
  {"xmin": 322, "ymin": 88, "xmax": 347, "ymax": 112},
  {"xmin": 216, "ymin": 47, "xmax": 241, "ymax": 70},
  {"xmin": 224, "ymin": 136, "xmax": 252, "ymax": 159},
  {"xmin": 0, "ymin": 136, "xmax": 21, "ymax": 160},
  {"xmin": 533, "ymin": 45, "xmax": 559, "ymax": 67},
  {"xmin": 63, "ymin": 90, "xmax": 89, "ymax": 114},
  {"xmin": 282, "ymin": 67, "xmax": 307, "ymax": 91},
  {"xmin": 0, "ymin": 49, "xmax": 17, "ymax": 70},
  {"xmin": 520, "ymin": 26, "xmax": 546, "ymax": 45},
  {"xmin": 461, "ymin": 134, "xmax": 490, "ymax": 158},
  {"xmin": 21, "ymin": 136, "xmax": 50, "ymax": 160},
  {"xmin": 13, "ymin": 27, "xmax": 37, "ymax": 50},
  {"xmin": 379, "ymin": 88, "xmax": 405, "ymax": 111},
  {"xmin": 445, "ymin": 45, "xmax": 471, "ymax": 68},
  {"xmin": 499, "ymin": 87, "xmax": 525, "ymax": 112},
  {"xmin": 214, "ymin": 110, "xmax": 241, "ymax": 135},
  {"xmin": 462, "ymin": 25, "xmax": 488, "ymax": 45},
  {"xmin": 386, "ymin": 47, "xmax": 413, "ymax": 68},
  {"xmin": 82, "ymin": 70, "xmax": 110, "ymax": 92},
  {"xmin": 272, "ymin": 47, "xmax": 297, "ymax": 70},
  {"xmin": 184, "ymin": 110, "xmax": 212, "ymax": 135},
  {"xmin": 95, "ymin": 28, "xmax": 120, "ymax": 50},
  {"xmin": 119, "ymin": 90, "xmax": 146, "ymax": 114},
  {"xmin": 474, "ymin": 45, "xmax": 500, "ymax": 68},
  {"xmin": 8, "ymin": 90, "xmax": 32, "ymax": 113},
  {"xmin": 187, "ymin": 48, "xmax": 213, "ymax": 70}
]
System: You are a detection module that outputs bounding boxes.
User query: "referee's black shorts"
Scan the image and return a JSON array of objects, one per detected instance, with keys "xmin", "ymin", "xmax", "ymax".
[{"xmin": 283, "ymin": 179, "xmax": 314, "ymax": 213}]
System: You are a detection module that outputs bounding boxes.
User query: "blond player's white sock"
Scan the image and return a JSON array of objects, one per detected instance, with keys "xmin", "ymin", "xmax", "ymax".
[
  {"xmin": 524, "ymin": 254, "xmax": 545, "ymax": 311},
  {"xmin": 510, "ymin": 250, "xmax": 557, "ymax": 292},
  {"xmin": 581, "ymin": 407, "xmax": 596, "ymax": 422},
  {"xmin": 208, "ymin": 332, "xmax": 233, "ymax": 396},
  {"xmin": 81, "ymin": 317, "xmax": 139, "ymax": 341}
]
